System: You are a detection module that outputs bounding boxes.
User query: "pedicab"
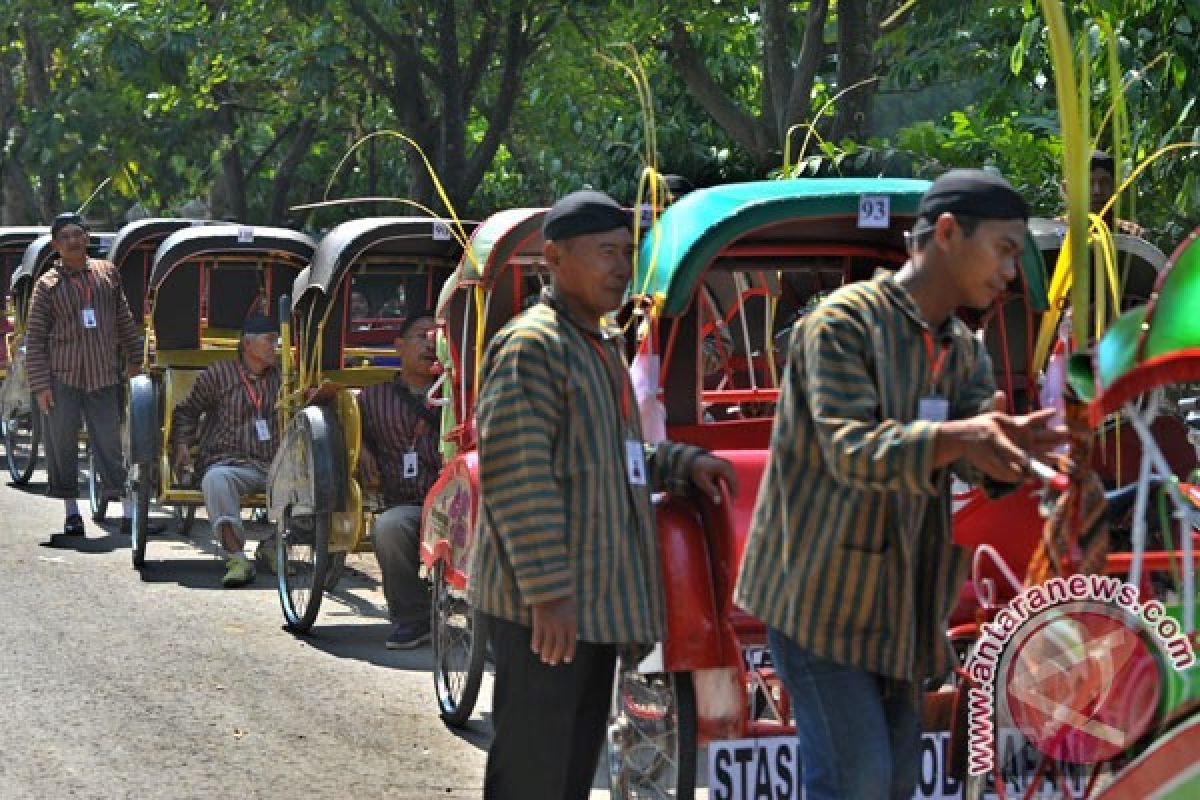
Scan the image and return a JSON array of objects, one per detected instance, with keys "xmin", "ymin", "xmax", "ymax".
[
  {"xmin": 124, "ymin": 224, "xmax": 315, "ymax": 568},
  {"xmin": 265, "ymin": 216, "xmax": 469, "ymax": 632},
  {"xmin": 85, "ymin": 218, "xmax": 213, "ymax": 522},
  {"xmin": 0, "ymin": 227, "xmax": 49, "ymax": 378},
  {"xmin": 418, "ymin": 207, "xmax": 551, "ymax": 726},
  {"xmin": 948, "ymin": 228, "xmax": 1200, "ymax": 799},
  {"xmin": 600, "ymin": 177, "xmax": 1058, "ymax": 797},
  {"xmin": 1, "ymin": 231, "xmax": 116, "ymax": 486}
]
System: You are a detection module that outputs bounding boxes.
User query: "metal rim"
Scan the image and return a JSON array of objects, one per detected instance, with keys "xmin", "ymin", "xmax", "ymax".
[
  {"xmin": 607, "ymin": 670, "xmax": 696, "ymax": 799},
  {"xmin": 277, "ymin": 507, "xmax": 327, "ymax": 632},
  {"xmin": 430, "ymin": 560, "xmax": 485, "ymax": 726},
  {"xmin": 4, "ymin": 411, "xmax": 39, "ymax": 485}
]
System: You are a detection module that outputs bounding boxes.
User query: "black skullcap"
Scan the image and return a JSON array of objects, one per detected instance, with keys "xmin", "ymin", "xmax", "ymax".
[
  {"xmin": 543, "ymin": 190, "xmax": 632, "ymax": 242},
  {"xmin": 51, "ymin": 212, "xmax": 88, "ymax": 238},
  {"xmin": 918, "ymin": 169, "xmax": 1030, "ymax": 224},
  {"xmin": 1090, "ymin": 150, "xmax": 1116, "ymax": 176},
  {"xmin": 243, "ymin": 311, "xmax": 279, "ymax": 335}
]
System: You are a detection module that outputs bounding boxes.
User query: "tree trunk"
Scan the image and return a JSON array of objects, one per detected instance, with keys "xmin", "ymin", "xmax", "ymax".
[
  {"xmin": 831, "ymin": 0, "xmax": 880, "ymax": 143},
  {"xmin": 268, "ymin": 119, "xmax": 317, "ymax": 225},
  {"xmin": 213, "ymin": 85, "xmax": 248, "ymax": 221}
]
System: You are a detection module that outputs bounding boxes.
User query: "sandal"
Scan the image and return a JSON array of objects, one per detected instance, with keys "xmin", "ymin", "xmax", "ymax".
[{"xmin": 63, "ymin": 514, "xmax": 85, "ymax": 536}]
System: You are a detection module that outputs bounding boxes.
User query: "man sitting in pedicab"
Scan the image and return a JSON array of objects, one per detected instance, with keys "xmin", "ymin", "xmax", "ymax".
[
  {"xmin": 356, "ymin": 311, "xmax": 441, "ymax": 650},
  {"xmin": 170, "ymin": 312, "xmax": 282, "ymax": 588}
]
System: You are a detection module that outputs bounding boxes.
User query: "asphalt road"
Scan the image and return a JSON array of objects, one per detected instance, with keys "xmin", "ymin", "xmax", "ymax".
[{"xmin": 0, "ymin": 464, "xmax": 495, "ymax": 799}]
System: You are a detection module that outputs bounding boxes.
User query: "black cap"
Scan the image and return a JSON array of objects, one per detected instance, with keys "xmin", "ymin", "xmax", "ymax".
[
  {"xmin": 662, "ymin": 174, "xmax": 695, "ymax": 199},
  {"xmin": 1090, "ymin": 150, "xmax": 1116, "ymax": 176},
  {"xmin": 51, "ymin": 212, "xmax": 88, "ymax": 238},
  {"xmin": 917, "ymin": 169, "xmax": 1030, "ymax": 226},
  {"xmin": 243, "ymin": 311, "xmax": 279, "ymax": 335},
  {"xmin": 543, "ymin": 190, "xmax": 631, "ymax": 242}
]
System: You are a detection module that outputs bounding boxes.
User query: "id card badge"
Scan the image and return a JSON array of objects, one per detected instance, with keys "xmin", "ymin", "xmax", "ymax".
[
  {"xmin": 918, "ymin": 395, "xmax": 949, "ymax": 422},
  {"xmin": 403, "ymin": 451, "xmax": 419, "ymax": 479},
  {"xmin": 254, "ymin": 418, "xmax": 271, "ymax": 442},
  {"xmin": 625, "ymin": 439, "xmax": 647, "ymax": 486},
  {"xmin": 81, "ymin": 308, "xmax": 97, "ymax": 329}
]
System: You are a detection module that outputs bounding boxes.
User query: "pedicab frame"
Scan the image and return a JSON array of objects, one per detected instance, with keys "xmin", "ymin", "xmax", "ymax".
[
  {"xmin": 265, "ymin": 216, "xmax": 469, "ymax": 632},
  {"xmin": 610, "ymin": 177, "xmax": 1053, "ymax": 797},
  {"xmin": 0, "ymin": 227, "xmax": 48, "ymax": 465},
  {"xmin": 125, "ymin": 224, "xmax": 315, "ymax": 569}
]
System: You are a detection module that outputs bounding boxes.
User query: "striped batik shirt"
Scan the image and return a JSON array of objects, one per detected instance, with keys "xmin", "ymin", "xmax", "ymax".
[
  {"xmin": 734, "ymin": 272, "xmax": 996, "ymax": 682},
  {"xmin": 358, "ymin": 378, "xmax": 442, "ymax": 506},
  {"xmin": 25, "ymin": 259, "xmax": 141, "ymax": 394},
  {"xmin": 170, "ymin": 358, "xmax": 282, "ymax": 474},
  {"xmin": 467, "ymin": 290, "xmax": 704, "ymax": 644}
]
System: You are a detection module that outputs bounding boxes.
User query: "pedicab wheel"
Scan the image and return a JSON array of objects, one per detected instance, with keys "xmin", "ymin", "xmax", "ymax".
[
  {"xmin": 87, "ymin": 449, "xmax": 108, "ymax": 522},
  {"xmin": 323, "ymin": 550, "xmax": 347, "ymax": 592},
  {"xmin": 606, "ymin": 670, "xmax": 697, "ymax": 799},
  {"xmin": 430, "ymin": 560, "xmax": 487, "ymax": 728},
  {"xmin": 4, "ymin": 410, "xmax": 39, "ymax": 485},
  {"xmin": 129, "ymin": 471, "xmax": 151, "ymax": 569},
  {"xmin": 277, "ymin": 507, "xmax": 330, "ymax": 633}
]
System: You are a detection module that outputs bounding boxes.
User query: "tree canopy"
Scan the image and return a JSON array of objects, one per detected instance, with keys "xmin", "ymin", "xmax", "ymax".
[{"xmin": 2, "ymin": 0, "xmax": 1197, "ymax": 248}]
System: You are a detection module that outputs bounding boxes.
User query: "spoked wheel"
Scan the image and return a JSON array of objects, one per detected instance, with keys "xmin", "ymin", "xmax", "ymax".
[
  {"xmin": 87, "ymin": 449, "xmax": 108, "ymax": 522},
  {"xmin": 277, "ymin": 507, "xmax": 330, "ymax": 632},
  {"xmin": 607, "ymin": 670, "xmax": 697, "ymax": 799},
  {"xmin": 129, "ymin": 467, "xmax": 152, "ymax": 569},
  {"xmin": 430, "ymin": 560, "xmax": 486, "ymax": 727},
  {"xmin": 5, "ymin": 410, "xmax": 40, "ymax": 485},
  {"xmin": 323, "ymin": 550, "xmax": 347, "ymax": 592}
]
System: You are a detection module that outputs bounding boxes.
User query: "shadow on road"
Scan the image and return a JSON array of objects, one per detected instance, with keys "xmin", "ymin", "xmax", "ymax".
[
  {"xmin": 38, "ymin": 532, "xmax": 125, "ymax": 553},
  {"xmin": 7, "ymin": 480, "xmax": 48, "ymax": 493},
  {"xmin": 133, "ymin": 554, "xmax": 277, "ymax": 591}
]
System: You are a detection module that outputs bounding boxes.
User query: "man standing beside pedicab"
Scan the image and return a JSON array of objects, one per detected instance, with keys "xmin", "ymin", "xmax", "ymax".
[
  {"xmin": 735, "ymin": 170, "xmax": 1069, "ymax": 800},
  {"xmin": 26, "ymin": 212, "xmax": 142, "ymax": 537},
  {"xmin": 469, "ymin": 190, "xmax": 737, "ymax": 799}
]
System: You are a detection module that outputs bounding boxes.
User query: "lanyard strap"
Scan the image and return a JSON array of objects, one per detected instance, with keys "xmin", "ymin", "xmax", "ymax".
[
  {"xmin": 407, "ymin": 418, "xmax": 426, "ymax": 452},
  {"xmin": 922, "ymin": 330, "xmax": 949, "ymax": 391},
  {"xmin": 585, "ymin": 336, "xmax": 632, "ymax": 427},
  {"xmin": 237, "ymin": 363, "xmax": 264, "ymax": 417},
  {"xmin": 68, "ymin": 267, "xmax": 93, "ymax": 308}
]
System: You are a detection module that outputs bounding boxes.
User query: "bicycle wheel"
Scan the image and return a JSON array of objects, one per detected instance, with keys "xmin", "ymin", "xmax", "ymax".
[
  {"xmin": 88, "ymin": 449, "xmax": 108, "ymax": 522},
  {"xmin": 277, "ymin": 507, "xmax": 330, "ymax": 632},
  {"xmin": 5, "ymin": 410, "xmax": 39, "ymax": 485},
  {"xmin": 607, "ymin": 670, "xmax": 697, "ymax": 799},
  {"xmin": 430, "ymin": 560, "xmax": 487, "ymax": 727},
  {"xmin": 323, "ymin": 550, "xmax": 347, "ymax": 592}
]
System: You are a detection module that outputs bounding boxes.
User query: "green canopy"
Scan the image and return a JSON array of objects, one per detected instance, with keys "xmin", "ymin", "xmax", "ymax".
[
  {"xmin": 635, "ymin": 177, "xmax": 1049, "ymax": 317},
  {"xmin": 1069, "ymin": 229, "xmax": 1200, "ymax": 417},
  {"xmin": 436, "ymin": 208, "xmax": 546, "ymax": 316}
]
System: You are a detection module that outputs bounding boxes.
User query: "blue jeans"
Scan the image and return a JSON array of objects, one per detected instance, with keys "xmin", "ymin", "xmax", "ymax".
[{"xmin": 768, "ymin": 628, "xmax": 921, "ymax": 800}]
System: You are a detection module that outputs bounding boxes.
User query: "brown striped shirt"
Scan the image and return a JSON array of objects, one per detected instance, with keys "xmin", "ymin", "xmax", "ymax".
[
  {"xmin": 169, "ymin": 358, "xmax": 281, "ymax": 474},
  {"xmin": 734, "ymin": 272, "xmax": 996, "ymax": 681},
  {"xmin": 467, "ymin": 291, "xmax": 704, "ymax": 644},
  {"xmin": 358, "ymin": 377, "xmax": 442, "ymax": 506},
  {"xmin": 25, "ymin": 259, "xmax": 141, "ymax": 394}
]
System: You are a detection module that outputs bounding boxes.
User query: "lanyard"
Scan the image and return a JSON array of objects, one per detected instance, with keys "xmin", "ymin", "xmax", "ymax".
[
  {"xmin": 67, "ymin": 267, "xmax": 93, "ymax": 308},
  {"xmin": 407, "ymin": 418, "xmax": 426, "ymax": 452},
  {"xmin": 585, "ymin": 335, "xmax": 632, "ymax": 427},
  {"xmin": 922, "ymin": 330, "xmax": 949, "ymax": 391},
  {"xmin": 237, "ymin": 363, "xmax": 265, "ymax": 417}
]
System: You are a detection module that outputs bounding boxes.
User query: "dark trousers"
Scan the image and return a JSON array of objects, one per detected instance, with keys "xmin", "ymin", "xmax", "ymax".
[
  {"xmin": 373, "ymin": 506, "xmax": 430, "ymax": 626},
  {"xmin": 42, "ymin": 379, "xmax": 125, "ymax": 501},
  {"xmin": 483, "ymin": 614, "xmax": 616, "ymax": 800}
]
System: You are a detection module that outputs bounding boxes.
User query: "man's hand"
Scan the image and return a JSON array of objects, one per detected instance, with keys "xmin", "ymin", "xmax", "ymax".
[
  {"xmin": 690, "ymin": 453, "xmax": 739, "ymax": 503},
  {"xmin": 358, "ymin": 449, "xmax": 381, "ymax": 488},
  {"xmin": 35, "ymin": 389, "xmax": 53, "ymax": 413},
  {"xmin": 936, "ymin": 405, "xmax": 1068, "ymax": 483},
  {"xmin": 531, "ymin": 596, "xmax": 577, "ymax": 666}
]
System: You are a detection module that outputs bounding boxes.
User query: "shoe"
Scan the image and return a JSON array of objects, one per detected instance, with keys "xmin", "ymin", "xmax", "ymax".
[
  {"xmin": 63, "ymin": 514, "xmax": 85, "ymax": 536},
  {"xmin": 222, "ymin": 554, "xmax": 257, "ymax": 588},
  {"xmin": 254, "ymin": 536, "xmax": 291, "ymax": 576},
  {"xmin": 119, "ymin": 519, "xmax": 166, "ymax": 536},
  {"xmin": 385, "ymin": 621, "xmax": 431, "ymax": 650}
]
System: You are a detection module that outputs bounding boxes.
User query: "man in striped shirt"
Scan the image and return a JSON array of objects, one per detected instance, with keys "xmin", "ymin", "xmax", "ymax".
[
  {"xmin": 735, "ymin": 171, "xmax": 1068, "ymax": 800},
  {"xmin": 468, "ymin": 190, "xmax": 736, "ymax": 799},
  {"xmin": 357, "ymin": 311, "xmax": 441, "ymax": 650},
  {"xmin": 171, "ymin": 313, "xmax": 281, "ymax": 587},
  {"xmin": 26, "ymin": 213, "xmax": 142, "ymax": 537}
]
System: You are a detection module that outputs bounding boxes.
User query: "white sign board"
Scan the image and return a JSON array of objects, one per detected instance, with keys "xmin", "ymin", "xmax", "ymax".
[
  {"xmin": 237, "ymin": 225, "xmax": 254, "ymax": 243},
  {"xmin": 857, "ymin": 194, "xmax": 891, "ymax": 229},
  {"xmin": 432, "ymin": 220, "xmax": 452, "ymax": 241}
]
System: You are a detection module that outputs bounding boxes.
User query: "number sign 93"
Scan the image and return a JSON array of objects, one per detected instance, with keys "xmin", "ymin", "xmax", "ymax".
[{"xmin": 857, "ymin": 194, "xmax": 890, "ymax": 229}]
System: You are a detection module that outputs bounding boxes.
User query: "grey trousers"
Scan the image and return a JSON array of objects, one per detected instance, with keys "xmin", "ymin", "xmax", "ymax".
[
  {"xmin": 43, "ymin": 378, "xmax": 125, "ymax": 501},
  {"xmin": 374, "ymin": 505, "xmax": 431, "ymax": 626},
  {"xmin": 201, "ymin": 463, "xmax": 266, "ymax": 552}
]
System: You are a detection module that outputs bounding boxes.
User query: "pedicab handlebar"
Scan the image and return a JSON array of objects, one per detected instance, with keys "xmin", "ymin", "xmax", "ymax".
[{"xmin": 1028, "ymin": 457, "xmax": 1070, "ymax": 493}]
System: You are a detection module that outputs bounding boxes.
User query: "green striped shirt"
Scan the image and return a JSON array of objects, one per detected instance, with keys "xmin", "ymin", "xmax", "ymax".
[
  {"xmin": 735, "ymin": 272, "xmax": 995, "ymax": 681},
  {"xmin": 468, "ymin": 292, "xmax": 703, "ymax": 643}
]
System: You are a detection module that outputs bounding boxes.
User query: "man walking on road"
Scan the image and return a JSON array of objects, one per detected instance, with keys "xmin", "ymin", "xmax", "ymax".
[
  {"xmin": 469, "ymin": 190, "xmax": 737, "ymax": 799},
  {"xmin": 735, "ymin": 170, "xmax": 1069, "ymax": 799},
  {"xmin": 26, "ymin": 212, "xmax": 142, "ymax": 537}
]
